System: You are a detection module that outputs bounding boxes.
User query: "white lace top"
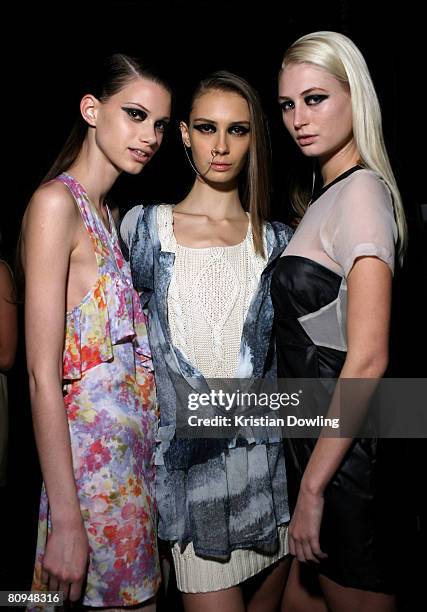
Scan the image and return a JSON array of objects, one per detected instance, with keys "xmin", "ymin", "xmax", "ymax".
[{"xmin": 157, "ymin": 205, "xmax": 266, "ymax": 378}]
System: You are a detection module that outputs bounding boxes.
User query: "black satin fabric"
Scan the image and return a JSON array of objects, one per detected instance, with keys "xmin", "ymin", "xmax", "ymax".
[{"xmin": 271, "ymin": 255, "xmax": 397, "ymax": 592}]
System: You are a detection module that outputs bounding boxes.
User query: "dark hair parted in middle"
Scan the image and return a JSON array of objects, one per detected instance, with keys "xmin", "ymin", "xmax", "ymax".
[{"xmin": 188, "ymin": 71, "xmax": 271, "ymax": 257}]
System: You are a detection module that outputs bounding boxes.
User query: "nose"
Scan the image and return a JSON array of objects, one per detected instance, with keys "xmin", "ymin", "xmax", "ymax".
[
  {"xmin": 213, "ymin": 131, "xmax": 229, "ymax": 156},
  {"xmin": 293, "ymin": 104, "xmax": 309, "ymax": 130},
  {"xmin": 139, "ymin": 123, "xmax": 158, "ymax": 148}
]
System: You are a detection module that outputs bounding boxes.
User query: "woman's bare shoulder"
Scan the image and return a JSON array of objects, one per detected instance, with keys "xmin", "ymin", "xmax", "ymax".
[{"xmin": 23, "ymin": 180, "xmax": 79, "ymax": 230}]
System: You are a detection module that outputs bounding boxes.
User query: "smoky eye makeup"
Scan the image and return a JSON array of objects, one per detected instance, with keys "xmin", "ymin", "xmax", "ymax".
[
  {"xmin": 279, "ymin": 99, "xmax": 294, "ymax": 112},
  {"xmin": 154, "ymin": 120, "xmax": 170, "ymax": 132},
  {"xmin": 304, "ymin": 94, "xmax": 329, "ymax": 105},
  {"xmin": 193, "ymin": 123, "xmax": 216, "ymax": 133},
  {"xmin": 122, "ymin": 107, "xmax": 148, "ymax": 121},
  {"xmin": 192, "ymin": 122, "xmax": 250, "ymax": 135},
  {"xmin": 228, "ymin": 125, "xmax": 250, "ymax": 135}
]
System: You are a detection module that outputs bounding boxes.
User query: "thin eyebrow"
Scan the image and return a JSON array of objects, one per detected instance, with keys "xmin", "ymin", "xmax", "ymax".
[
  {"xmin": 193, "ymin": 117, "xmax": 216, "ymax": 123},
  {"xmin": 278, "ymin": 87, "xmax": 328, "ymax": 100},
  {"xmin": 123, "ymin": 103, "xmax": 170, "ymax": 121},
  {"xmin": 193, "ymin": 118, "xmax": 250, "ymax": 125},
  {"xmin": 301, "ymin": 87, "xmax": 328, "ymax": 95},
  {"xmin": 123, "ymin": 102, "xmax": 150, "ymax": 112}
]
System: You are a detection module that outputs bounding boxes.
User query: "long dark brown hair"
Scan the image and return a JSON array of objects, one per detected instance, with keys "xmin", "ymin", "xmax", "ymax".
[
  {"xmin": 42, "ymin": 53, "xmax": 171, "ymax": 183},
  {"xmin": 187, "ymin": 71, "xmax": 271, "ymax": 258}
]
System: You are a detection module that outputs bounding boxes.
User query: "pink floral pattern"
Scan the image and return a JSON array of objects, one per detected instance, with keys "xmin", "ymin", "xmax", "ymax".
[{"xmin": 30, "ymin": 173, "xmax": 160, "ymax": 607}]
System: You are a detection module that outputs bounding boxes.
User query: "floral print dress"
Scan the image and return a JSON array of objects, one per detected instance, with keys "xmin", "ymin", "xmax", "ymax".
[{"xmin": 30, "ymin": 173, "xmax": 160, "ymax": 607}]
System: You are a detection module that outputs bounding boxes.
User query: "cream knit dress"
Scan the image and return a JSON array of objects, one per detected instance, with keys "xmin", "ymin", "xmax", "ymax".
[{"xmin": 157, "ymin": 205, "xmax": 288, "ymax": 592}]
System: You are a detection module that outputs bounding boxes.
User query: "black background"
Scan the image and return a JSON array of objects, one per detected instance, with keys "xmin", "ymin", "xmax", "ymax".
[{"xmin": 1, "ymin": 1, "xmax": 426, "ymax": 608}]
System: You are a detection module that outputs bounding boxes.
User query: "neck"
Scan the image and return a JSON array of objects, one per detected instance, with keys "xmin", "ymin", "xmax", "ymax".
[
  {"xmin": 66, "ymin": 133, "xmax": 120, "ymax": 211},
  {"xmin": 319, "ymin": 140, "xmax": 360, "ymax": 187},
  {"xmin": 178, "ymin": 178, "xmax": 245, "ymax": 220}
]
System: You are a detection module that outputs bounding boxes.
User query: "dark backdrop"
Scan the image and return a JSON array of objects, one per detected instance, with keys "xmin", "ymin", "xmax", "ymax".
[{"xmin": 1, "ymin": 1, "xmax": 426, "ymax": 608}]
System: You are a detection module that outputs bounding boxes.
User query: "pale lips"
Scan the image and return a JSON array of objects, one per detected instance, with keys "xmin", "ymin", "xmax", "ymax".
[
  {"xmin": 211, "ymin": 161, "xmax": 232, "ymax": 169},
  {"xmin": 296, "ymin": 134, "xmax": 317, "ymax": 146}
]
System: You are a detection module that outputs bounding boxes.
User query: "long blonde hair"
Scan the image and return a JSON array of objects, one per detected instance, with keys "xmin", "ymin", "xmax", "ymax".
[{"xmin": 281, "ymin": 31, "xmax": 407, "ymax": 262}]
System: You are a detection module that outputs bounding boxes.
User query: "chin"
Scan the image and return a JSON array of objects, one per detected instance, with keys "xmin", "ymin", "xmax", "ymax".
[
  {"xmin": 208, "ymin": 169, "xmax": 240, "ymax": 182},
  {"xmin": 206, "ymin": 176, "xmax": 236, "ymax": 188},
  {"xmin": 124, "ymin": 162, "xmax": 147, "ymax": 175},
  {"xmin": 298, "ymin": 146, "xmax": 320, "ymax": 158}
]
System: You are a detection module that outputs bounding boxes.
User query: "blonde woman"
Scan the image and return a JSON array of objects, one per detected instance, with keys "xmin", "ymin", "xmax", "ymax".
[{"xmin": 272, "ymin": 31, "xmax": 407, "ymax": 612}]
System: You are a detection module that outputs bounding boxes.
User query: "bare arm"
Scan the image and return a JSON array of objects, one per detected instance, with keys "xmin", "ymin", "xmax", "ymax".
[
  {"xmin": 289, "ymin": 256, "xmax": 392, "ymax": 562},
  {"xmin": 0, "ymin": 262, "xmax": 17, "ymax": 371},
  {"xmin": 22, "ymin": 183, "xmax": 88, "ymax": 598}
]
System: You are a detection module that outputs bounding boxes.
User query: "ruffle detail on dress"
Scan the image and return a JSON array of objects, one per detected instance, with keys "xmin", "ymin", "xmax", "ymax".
[{"xmin": 63, "ymin": 272, "xmax": 152, "ymax": 381}]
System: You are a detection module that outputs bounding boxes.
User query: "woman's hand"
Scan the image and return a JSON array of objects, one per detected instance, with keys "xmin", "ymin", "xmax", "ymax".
[
  {"xmin": 288, "ymin": 257, "xmax": 392, "ymax": 565},
  {"xmin": 288, "ymin": 485, "xmax": 328, "ymax": 563},
  {"xmin": 42, "ymin": 518, "xmax": 89, "ymax": 602}
]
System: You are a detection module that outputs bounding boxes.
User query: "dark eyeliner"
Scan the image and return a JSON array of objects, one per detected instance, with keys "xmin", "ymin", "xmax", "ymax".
[
  {"xmin": 122, "ymin": 107, "xmax": 147, "ymax": 121},
  {"xmin": 305, "ymin": 94, "xmax": 329, "ymax": 105},
  {"xmin": 193, "ymin": 123, "xmax": 216, "ymax": 133},
  {"xmin": 155, "ymin": 120, "xmax": 169, "ymax": 132},
  {"xmin": 229, "ymin": 125, "xmax": 250, "ymax": 135}
]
